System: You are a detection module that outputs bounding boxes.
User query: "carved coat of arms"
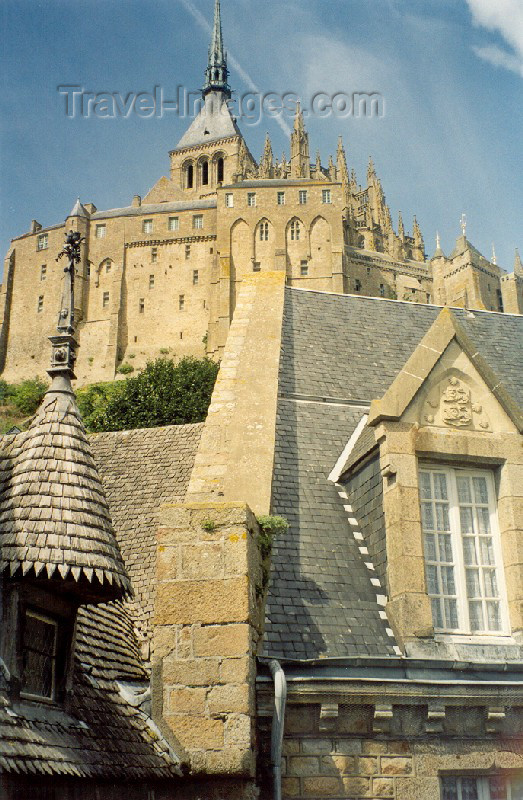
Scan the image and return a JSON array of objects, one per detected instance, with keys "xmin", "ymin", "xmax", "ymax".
[{"xmin": 441, "ymin": 377, "xmax": 472, "ymax": 427}]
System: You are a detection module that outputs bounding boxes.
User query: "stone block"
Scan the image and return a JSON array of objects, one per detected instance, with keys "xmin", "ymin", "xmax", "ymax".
[
  {"xmin": 157, "ymin": 544, "xmax": 179, "ymax": 580},
  {"xmin": 208, "ymin": 684, "xmax": 251, "ymax": 714},
  {"xmin": 380, "ymin": 756, "xmax": 413, "ymax": 775},
  {"xmin": 321, "ymin": 754, "xmax": 356, "ymax": 775},
  {"xmin": 303, "ymin": 776, "xmax": 344, "ymax": 797},
  {"xmin": 302, "ymin": 738, "xmax": 334, "ymax": 755},
  {"xmin": 224, "ymin": 714, "xmax": 252, "ymax": 747},
  {"xmin": 154, "ymin": 625, "xmax": 176, "ymax": 660},
  {"xmin": 224, "ymin": 532, "xmax": 250, "ymax": 575},
  {"xmin": 281, "ymin": 778, "xmax": 300, "ymax": 797},
  {"xmin": 219, "ymin": 656, "xmax": 252, "ymax": 684},
  {"xmin": 199, "ymin": 747, "xmax": 255, "ymax": 777},
  {"xmin": 155, "ymin": 577, "xmax": 249, "ymax": 625},
  {"xmin": 162, "ymin": 658, "xmax": 220, "ymax": 686},
  {"xmin": 181, "ymin": 542, "xmax": 224, "ymax": 580},
  {"xmin": 341, "ymin": 776, "xmax": 371, "ymax": 796},
  {"xmin": 283, "ymin": 739, "xmax": 301, "ymax": 756},
  {"xmin": 286, "ymin": 704, "xmax": 320, "ymax": 734},
  {"xmin": 357, "ymin": 756, "xmax": 378, "ymax": 775},
  {"xmin": 288, "ymin": 756, "xmax": 320, "ymax": 777},
  {"xmin": 177, "ymin": 625, "xmax": 193, "ymax": 659},
  {"xmin": 373, "ymin": 777, "xmax": 395, "ymax": 798},
  {"xmin": 337, "ymin": 704, "xmax": 373, "ymax": 734},
  {"xmin": 193, "ymin": 623, "xmax": 251, "ymax": 658},
  {"xmin": 167, "ymin": 687, "xmax": 207, "ymax": 715},
  {"xmin": 165, "ymin": 715, "xmax": 224, "ymax": 750},
  {"xmin": 335, "ymin": 739, "xmax": 363, "ymax": 755}
]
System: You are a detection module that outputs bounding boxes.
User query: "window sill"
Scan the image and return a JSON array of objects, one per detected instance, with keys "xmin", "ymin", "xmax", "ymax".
[{"xmin": 434, "ymin": 633, "xmax": 515, "ymax": 646}]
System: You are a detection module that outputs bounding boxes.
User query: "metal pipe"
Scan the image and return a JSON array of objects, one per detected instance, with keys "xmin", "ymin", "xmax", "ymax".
[{"xmin": 269, "ymin": 659, "xmax": 287, "ymax": 800}]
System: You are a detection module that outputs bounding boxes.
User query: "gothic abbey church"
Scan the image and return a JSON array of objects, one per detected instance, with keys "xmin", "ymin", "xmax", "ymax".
[{"xmin": 1, "ymin": 1, "xmax": 522, "ymax": 386}]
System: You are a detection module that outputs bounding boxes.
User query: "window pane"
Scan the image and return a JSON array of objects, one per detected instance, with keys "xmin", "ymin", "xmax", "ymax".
[
  {"xmin": 438, "ymin": 534, "xmax": 453, "ymax": 562},
  {"xmin": 426, "ymin": 565, "xmax": 439, "ymax": 594},
  {"xmin": 463, "ymin": 537, "xmax": 477, "ymax": 566},
  {"xmin": 466, "ymin": 569, "xmax": 481, "ymax": 599},
  {"xmin": 469, "ymin": 601, "xmax": 484, "ymax": 632},
  {"xmin": 477, "ymin": 507, "xmax": 491, "ymax": 535},
  {"xmin": 445, "ymin": 598, "xmax": 459, "ymax": 629},
  {"xmin": 424, "ymin": 533, "xmax": 437, "ymax": 561},
  {"xmin": 479, "ymin": 537, "xmax": 495, "ymax": 566},
  {"xmin": 457, "ymin": 476, "xmax": 472, "ymax": 504},
  {"xmin": 436, "ymin": 503, "xmax": 450, "ymax": 531},
  {"xmin": 432, "ymin": 597, "xmax": 443, "ymax": 629},
  {"xmin": 473, "ymin": 477, "xmax": 489, "ymax": 505},
  {"xmin": 22, "ymin": 613, "xmax": 56, "ymax": 699},
  {"xmin": 420, "ymin": 471, "xmax": 432, "ymax": 500},
  {"xmin": 433, "ymin": 472, "xmax": 448, "ymax": 500},
  {"xmin": 441, "ymin": 566, "xmax": 456, "ymax": 595},
  {"xmin": 483, "ymin": 569, "xmax": 498, "ymax": 597},
  {"xmin": 509, "ymin": 777, "xmax": 523, "ymax": 800},
  {"xmin": 486, "ymin": 601, "xmax": 501, "ymax": 631},
  {"xmin": 422, "ymin": 503, "xmax": 435, "ymax": 531},
  {"xmin": 460, "ymin": 506, "xmax": 474, "ymax": 534},
  {"xmin": 489, "ymin": 776, "xmax": 508, "ymax": 800},
  {"xmin": 461, "ymin": 778, "xmax": 479, "ymax": 800},
  {"xmin": 441, "ymin": 777, "xmax": 458, "ymax": 800}
]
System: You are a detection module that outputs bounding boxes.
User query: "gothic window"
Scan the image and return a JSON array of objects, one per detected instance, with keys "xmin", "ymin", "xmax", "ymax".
[
  {"xmin": 290, "ymin": 220, "xmax": 301, "ymax": 241},
  {"xmin": 217, "ymin": 157, "xmax": 225, "ymax": 183},
  {"xmin": 420, "ymin": 466, "xmax": 507, "ymax": 635},
  {"xmin": 202, "ymin": 161, "xmax": 209, "ymax": 186},
  {"xmin": 37, "ymin": 233, "xmax": 48, "ymax": 251},
  {"xmin": 95, "ymin": 225, "xmax": 106, "ymax": 239},
  {"xmin": 169, "ymin": 216, "xmax": 179, "ymax": 231},
  {"xmin": 259, "ymin": 221, "xmax": 269, "ymax": 241},
  {"xmin": 186, "ymin": 164, "xmax": 194, "ymax": 189},
  {"xmin": 441, "ymin": 775, "xmax": 523, "ymax": 799},
  {"xmin": 21, "ymin": 610, "xmax": 58, "ymax": 700}
]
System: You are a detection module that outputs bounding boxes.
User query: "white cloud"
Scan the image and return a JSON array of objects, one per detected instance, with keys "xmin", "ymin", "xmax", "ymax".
[{"xmin": 466, "ymin": 0, "xmax": 523, "ymax": 76}]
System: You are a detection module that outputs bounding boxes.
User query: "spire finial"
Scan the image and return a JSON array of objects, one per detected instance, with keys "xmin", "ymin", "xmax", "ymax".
[
  {"xmin": 203, "ymin": 0, "xmax": 230, "ymax": 98},
  {"xmin": 491, "ymin": 243, "xmax": 497, "ymax": 265},
  {"xmin": 460, "ymin": 213, "xmax": 467, "ymax": 238},
  {"xmin": 436, "ymin": 231, "xmax": 441, "ymax": 250},
  {"xmin": 49, "ymin": 230, "xmax": 84, "ymax": 384}
]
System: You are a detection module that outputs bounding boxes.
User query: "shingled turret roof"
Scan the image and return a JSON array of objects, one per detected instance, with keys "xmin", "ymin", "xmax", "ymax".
[{"xmin": 0, "ymin": 384, "xmax": 131, "ymax": 599}]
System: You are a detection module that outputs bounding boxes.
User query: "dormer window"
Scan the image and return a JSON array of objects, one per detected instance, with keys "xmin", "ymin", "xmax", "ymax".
[{"xmin": 21, "ymin": 610, "xmax": 58, "ymax": 701}]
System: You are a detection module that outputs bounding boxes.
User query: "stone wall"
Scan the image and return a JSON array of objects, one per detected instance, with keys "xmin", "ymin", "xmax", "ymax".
[{"xmin": 152, "ymin": 501, "xmax": 265, "ymax": 785}]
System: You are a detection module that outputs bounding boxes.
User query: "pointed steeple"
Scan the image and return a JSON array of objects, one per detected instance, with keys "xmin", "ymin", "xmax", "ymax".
[
  {"xmin": 203, "ymin": 0, "xmax": 230, "ymax": 98},
  {"xmin": 68, "ymin": 197, "xmax": 89, "ymax": 219},
  {"xmin": 367, "ymin": 156, "xmax": 376, "ymax": 182},
  {"xmin": 515, "ymin": 248, "xmax": 523, "ymax": 277},
  {"xmin": 259, "ymin": 132, "xmax": 274, "ymax": 179},
  {"xmin": 337, "ymin": 137, "xmax": 349, "ymax": 187},
  {"xmin": 290, "ymin": 101, "xmax": 310, "ymax": 179},
  {"xmin": 398, "ymin": 212, "xmax": 405, "ymax": 240},
  {"xmin": 432, "ymin": 231, "xmax": 445, "ymax": 260}
]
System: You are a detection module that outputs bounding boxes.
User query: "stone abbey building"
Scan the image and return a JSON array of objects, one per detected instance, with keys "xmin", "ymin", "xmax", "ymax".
[
  {"xmin": 1, "ymin": 3, "xmax": 523, "ymax": 800},
  {"xmin": 1, "ymin": 1, "xmax": 522, "ymax": 387}
]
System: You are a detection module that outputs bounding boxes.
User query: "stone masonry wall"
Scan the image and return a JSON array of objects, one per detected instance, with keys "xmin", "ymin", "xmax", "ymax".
[{"xmin": 152, "ymin": 501, "xmax": 265, "ymax": 783}]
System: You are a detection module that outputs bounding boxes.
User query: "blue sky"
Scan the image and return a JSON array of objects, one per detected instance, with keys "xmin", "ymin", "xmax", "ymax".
[{"xmin": 1, "ymin": 0, "xmax": 521, "ymax": 272}]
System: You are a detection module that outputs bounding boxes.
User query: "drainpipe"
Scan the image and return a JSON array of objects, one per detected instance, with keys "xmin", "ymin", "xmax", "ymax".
[{"xmin": 269, "ymin": 660, "xmax": 287, "ymax": 800}]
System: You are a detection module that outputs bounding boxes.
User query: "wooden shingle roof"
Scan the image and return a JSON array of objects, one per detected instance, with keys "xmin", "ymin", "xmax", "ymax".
[{"xmin": 0, "ymin": 386, "xmax": 131, "ymax": 600}]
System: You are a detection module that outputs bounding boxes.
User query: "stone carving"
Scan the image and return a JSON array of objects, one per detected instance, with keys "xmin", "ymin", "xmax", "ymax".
[{"xmin": 422, "ymin": 376, "xmax": 490, "ymax": 431}]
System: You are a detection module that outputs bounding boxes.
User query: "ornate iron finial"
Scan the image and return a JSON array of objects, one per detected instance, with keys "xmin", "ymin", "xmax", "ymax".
[
  {"xmin": 460, "ymin": 213, "xmax": 467, "ymax": 238},
  {"xmin": 48, "ymin": 230, "xmax": 84, "ymax": 383}
]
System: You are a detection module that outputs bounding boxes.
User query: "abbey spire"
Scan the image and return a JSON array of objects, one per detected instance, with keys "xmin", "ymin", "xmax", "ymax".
[
  {"xmin": 290, "ymin": 101, "xmax": 310, "ymax": 179},
  {"xmin": 203, "ymin": 0, "xmax": 230, "ymax": 98}
]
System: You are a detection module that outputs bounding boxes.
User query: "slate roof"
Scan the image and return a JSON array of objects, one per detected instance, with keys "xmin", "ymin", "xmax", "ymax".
[
  {"xmin": 175, "ymin": 91, "xmax": 241, "ymax": 150},
  {"xmin": 90, "ymin": 423, "xmax": 203, "ymax": 649},
  {"xmin": 91, "ymin": 199, "xmax": 217, "ymax": 220},
  {"xmin": 0, "ymin": 387, "xmax": 131, "ymax": 600},
  {"xmin": 264, "ymin": 289, "xmax": 523, "ymax": 660}
]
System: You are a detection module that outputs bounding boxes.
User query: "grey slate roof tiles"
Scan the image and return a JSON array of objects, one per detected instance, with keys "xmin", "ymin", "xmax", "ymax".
[
  {"xmin": 0, "ymin": 388, "xmax": 131, "ymax": 598},
  {"xmin": 264, "ymin": 289, "xmax": 523, "ymax": 661}
]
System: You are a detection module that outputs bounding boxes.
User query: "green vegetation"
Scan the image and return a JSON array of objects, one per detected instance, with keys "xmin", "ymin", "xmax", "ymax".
[
  {"xmin": 202, "ymin": 519, "xmax": 216, "ymax": 533},
  {"xmin": 116, "ymin": 362, "xmax": 135, "ymax": 375},
  {"xmin": 255, "ymin": 515, "xmax": 289, "ymax": 598},
  {"xmin": 0, "ymin": 376, "xmax": 49, "ymax": 434},
  {"xmin": 81, "ymin": 356, "xmax": 219, "ymax": 433}
]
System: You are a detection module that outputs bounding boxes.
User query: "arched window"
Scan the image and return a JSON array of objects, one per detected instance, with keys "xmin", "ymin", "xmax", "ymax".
[
  {"xmin": 259, "ymin": 221, "xmax": 269, "ymax": 241},
  {"xmin": 290, "ymin": 220, "xmax": 301, "ymax": 241},
  {"xmin": 202, "ymin": 161, "xmax": 209, "ymax": 186},
  {"xmin": 186, "ymin": 164, "xmax": 194, "ymax": 189},
  {"xmin": 217, "ymin": 157, "xmax": 224, "ymax": 184}
]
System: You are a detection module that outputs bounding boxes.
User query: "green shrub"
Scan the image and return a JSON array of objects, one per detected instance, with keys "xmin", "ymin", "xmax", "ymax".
[
  {"xmin": 0, "ymin": 379, "xmax": 10, "ymax": 406},
  {"xmin": 255, "ymin": 515, "xmax": 289, "ymax": 598},
  {"xmin": 117, "ymin": 362, "xmax": 135, "ymax": 375},
  {"xmin": 76, "ymin": 382, "xmax": 121, "ymax": 432},
  {"xmin": 86, "ymin": 356, "xmax": 219, "ymax": 433},
  {"xmin": 10, "ymin": 377, "xmax": 48, "ymax": 416}
]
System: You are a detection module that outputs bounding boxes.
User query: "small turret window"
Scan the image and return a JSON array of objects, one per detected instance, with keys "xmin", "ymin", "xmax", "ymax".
[{"xmin": 22, "ymin": 610, "xmax": 58, "ymax": 701}]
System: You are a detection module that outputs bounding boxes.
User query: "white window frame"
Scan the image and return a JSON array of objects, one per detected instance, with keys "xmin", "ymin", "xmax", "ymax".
[
  {"xmin": 322, "ymin": 189, "xmax": 332, "ymax": 204},
  {"xmin": 299, "ymin": 190, "xmax": 308, "ymax": 205},
  {"xmin": 441, "ymin": 775, "xmax": 521, "ymax": 800},
  {"xmin": 102, "ymin": 291, "xmax": 110, "ymax": 308},
  {"xmin": 247, "ymin": 192, "xmax": 257, "ymax": 208},
  {"xmin": 95, "ymin": 224, "xmax": 106, "ymax": 239},
  {"xmin": 225, "ymin": 193, "xmax": 234, "ymax": 208},
  {"xmin": 290, "ymin": 220, "xmax": 301, "ymax": 242},
  {"xmin": 259, "ymin": 221, "xmax": 269, "ymax": 241},
  {"xmin": 168, "ymin": 216, "xmax": 179, "ymax": 232},
  {"xmin": 277, "ymin": 191, "xmax": 286, "ymax": 206},
  {"xmin": 193, "ymin": 215, "xmax": 204, "ymax": 230},
  {"xmin": 420, "ymin": 465, "xmax": 509, "ymax": 638},
  {"xmin": 37, "ymin": 233, "xmax": 48, "ymax": 251},
  {"xmin": 143, "ymin": 219, "xmax": 153, "ymax": 234}
]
